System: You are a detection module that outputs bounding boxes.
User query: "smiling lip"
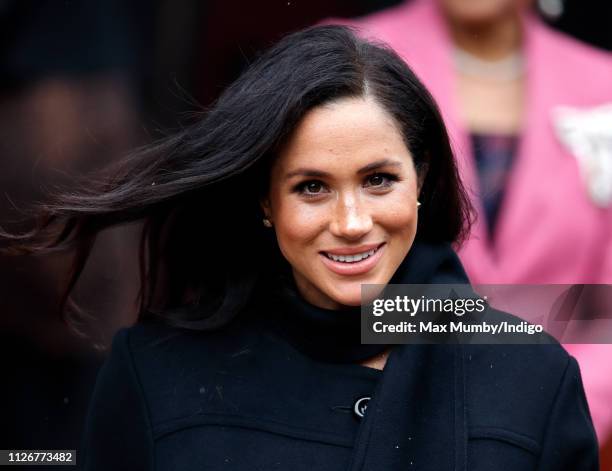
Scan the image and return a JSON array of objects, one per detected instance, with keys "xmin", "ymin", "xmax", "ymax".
[{"xmin": 319, "ymin": 243, "xmax": 385, "ymax": 276}]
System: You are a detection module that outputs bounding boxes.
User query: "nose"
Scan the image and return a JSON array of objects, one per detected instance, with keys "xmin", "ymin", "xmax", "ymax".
[{"xmin": 329, "ymin": 192, "xmax": 373, "ymax": 241}]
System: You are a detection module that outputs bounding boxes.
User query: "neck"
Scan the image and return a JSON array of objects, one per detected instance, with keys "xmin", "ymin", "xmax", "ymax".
[{"xmin": 446, "ymin": 13, "xmax": 523, "ymax": 60}]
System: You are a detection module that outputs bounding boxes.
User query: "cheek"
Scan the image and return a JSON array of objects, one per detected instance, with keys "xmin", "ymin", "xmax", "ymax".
[
  {"xmin": 272, "ymin": 199, "xmax": 326, "ymax": 261},
  {"xmin": 381, "ymin": 202, "xmax": 416, "ymax": 231},
  {"xmin": 376, "ymin": 188, "xmax": 418, "ymax": 236}
]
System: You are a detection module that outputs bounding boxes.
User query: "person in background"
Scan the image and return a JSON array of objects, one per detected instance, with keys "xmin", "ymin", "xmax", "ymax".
[{"xmin": 325, "ymin": 0, "xmax": 612, "ymax": 446}]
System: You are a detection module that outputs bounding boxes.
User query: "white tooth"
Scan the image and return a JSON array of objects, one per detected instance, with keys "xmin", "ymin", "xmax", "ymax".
[{"xmin": 327, "ymin": 248, "xmax": 379, "ymax": 262}]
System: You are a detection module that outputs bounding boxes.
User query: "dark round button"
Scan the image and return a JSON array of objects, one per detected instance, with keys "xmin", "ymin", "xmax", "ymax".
[{"xmin": 353, "ymin": 396, "xmax": 371, "ymax": 420}]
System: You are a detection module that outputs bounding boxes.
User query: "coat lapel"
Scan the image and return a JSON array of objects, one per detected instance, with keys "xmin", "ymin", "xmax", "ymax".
[{"xmin": 349, "ymin": 344, "xmax": 467, "ymax": 471}]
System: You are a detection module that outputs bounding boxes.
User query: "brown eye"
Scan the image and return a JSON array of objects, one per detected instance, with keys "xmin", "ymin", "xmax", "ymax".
[
  {"xmin": 364, "ymin": 173, "xmax": 397, "ymax": 188},
  {"xmin": 305, "ymin": 182, "xmax": 323, "ymax": 193},
  {"xmin": 294, "ymin": 180, "xmax": 328, "ymax": 196},
  {"xmin": 368, "ymin": 174, "xmax": 385, "ymax": 186}
]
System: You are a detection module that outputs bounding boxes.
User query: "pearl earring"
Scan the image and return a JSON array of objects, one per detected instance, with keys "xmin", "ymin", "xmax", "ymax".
[
  {"xmin": 417, "ymin": 201, "xmax": 421, "ymax": 208},
  {"xmin": 262, "ymin": 218, "xmax": 273, "ymax": 228}
]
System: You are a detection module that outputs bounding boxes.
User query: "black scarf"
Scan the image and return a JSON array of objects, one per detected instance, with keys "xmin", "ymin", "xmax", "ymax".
[{"xmin": 259, "ymin": 242, "xmax": 471, "ymax": 471}]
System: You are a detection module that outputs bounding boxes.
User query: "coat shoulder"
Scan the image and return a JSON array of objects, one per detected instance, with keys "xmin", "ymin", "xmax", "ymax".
[
  {"xmin": 536, "ymin": 21, "xmax": 612, "ymax": 68},
  {"xmin": 532, "ymin": 20, "xmax": 612, "ymax": 100},
  {"xmin": 117, "ymin": 317, "xmax": 272, "ymax": 423},
  {"xmin": 125, "ymin": 316, "xmax": 263, "ymax": 362}
]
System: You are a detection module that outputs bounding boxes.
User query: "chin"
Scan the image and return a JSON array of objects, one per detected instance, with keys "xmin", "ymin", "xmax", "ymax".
[{"xmin": 329, "ymin": 283, "xmax": 372, "ymax": 308}]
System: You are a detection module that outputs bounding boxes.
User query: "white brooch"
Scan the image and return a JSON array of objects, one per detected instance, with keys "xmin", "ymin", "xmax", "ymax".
[{"xmin": 552, "ymin": 103, "xmax": 612, "ymax": 207}]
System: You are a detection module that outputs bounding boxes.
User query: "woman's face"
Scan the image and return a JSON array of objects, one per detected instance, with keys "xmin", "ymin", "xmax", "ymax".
[{"xmin": 263, "ymin": 97, "xmax": 420, "ymax": 310}]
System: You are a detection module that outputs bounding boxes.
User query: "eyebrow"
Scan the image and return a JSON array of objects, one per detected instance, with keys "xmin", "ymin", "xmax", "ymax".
[{"xmin": 284, "ymin": 159, "xmax": 403, "ymax": 179}]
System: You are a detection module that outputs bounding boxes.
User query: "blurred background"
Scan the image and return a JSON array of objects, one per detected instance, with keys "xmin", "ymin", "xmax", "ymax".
[{"xmin": 1, "ymin": 0, "xmax": 611, "ymax": 468}]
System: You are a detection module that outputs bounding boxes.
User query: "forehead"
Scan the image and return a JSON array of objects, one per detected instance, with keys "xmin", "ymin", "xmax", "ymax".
[{"xmin": 275, "ymin": 97, "xmax": 410, "ymax": 173}]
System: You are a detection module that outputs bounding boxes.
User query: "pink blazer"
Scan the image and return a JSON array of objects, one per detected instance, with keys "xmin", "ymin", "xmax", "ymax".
[{"xmin": 325, "ymin": 0, "xmax": 612, "ymax": 442}]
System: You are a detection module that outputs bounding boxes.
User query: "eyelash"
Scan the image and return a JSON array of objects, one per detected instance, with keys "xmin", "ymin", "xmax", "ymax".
[{"xmin": 293, "ymin": 173, "xmax": 400, "ymax": 197}]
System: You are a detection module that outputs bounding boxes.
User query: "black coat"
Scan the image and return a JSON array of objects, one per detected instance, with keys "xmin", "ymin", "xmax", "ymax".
[
  {"xmin": 81, "ymin": 315, "xmax": 598, "ymax": 470},
  {"xmin": 81, "ymin": 244, "xmax": 598, "ymax": 470}
]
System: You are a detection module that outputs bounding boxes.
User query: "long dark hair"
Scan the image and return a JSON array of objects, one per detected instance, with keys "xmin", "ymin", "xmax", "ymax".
[{"xmin": 2, "ymin": 25, "xmax": 472, "ymax": 332}]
